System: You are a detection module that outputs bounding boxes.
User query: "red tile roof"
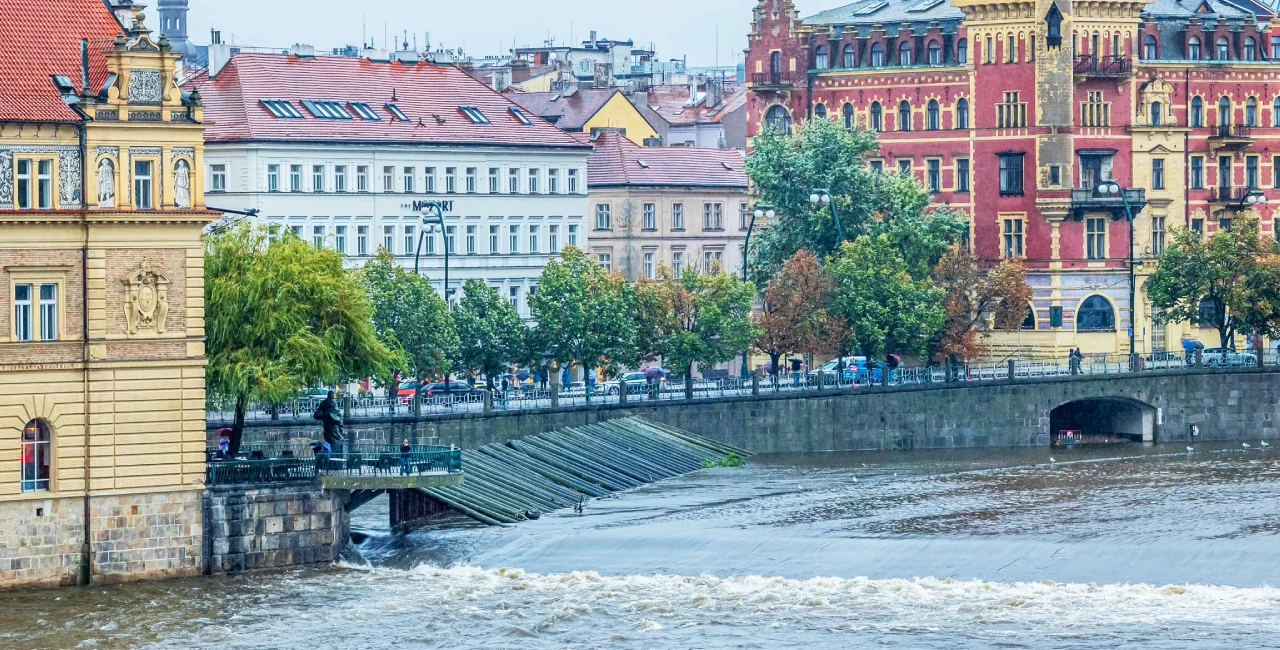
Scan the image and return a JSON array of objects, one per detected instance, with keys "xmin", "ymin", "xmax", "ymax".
[
  {"xmin": 645, "ymin": 83, "xmax": 748, "ymax": 127},
  {"xmin": 587, "ymin": 132, "xmax": 747, "ymax": 189},
  {"xmin": 506, "ymin": 89, "xmax": 622, "ymax": 132},
  {"xmin": 0, "ymin": 0, "xmax": 123, "ymax": 122},
  {"xmin": 187, "ymin": 54, "xmax": 590, "ymax": 149}
]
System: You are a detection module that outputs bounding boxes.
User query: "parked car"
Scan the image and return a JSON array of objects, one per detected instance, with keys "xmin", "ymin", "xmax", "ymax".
[
  {"xmin": 603, "ymin": 370, "xmax": 668, "ymax": 395},
  {"xmin": 1202, "ymin": 348, "xmax": 1257, "ymax": 367},
  {"xmin": 420, "ymin": 381, "xmax": 482, "ymax": 404},
  {"xmin": 395, "ymin": 381, "xmax": 422, "ymax": 403},
  {"xmin": 812, "ymin": 357, "xmax": 872, "ymax": 383}
]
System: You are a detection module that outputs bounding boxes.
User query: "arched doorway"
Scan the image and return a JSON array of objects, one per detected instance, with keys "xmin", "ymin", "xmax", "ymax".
[{"xmin": 1050, "ymin": 398, "xmax": 1156, "ymax": 445}]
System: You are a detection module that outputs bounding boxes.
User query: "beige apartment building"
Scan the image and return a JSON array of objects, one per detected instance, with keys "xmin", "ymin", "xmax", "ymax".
[{"xmin": 585, "ymin": 132, "xmax": 749, "ymax": 280}]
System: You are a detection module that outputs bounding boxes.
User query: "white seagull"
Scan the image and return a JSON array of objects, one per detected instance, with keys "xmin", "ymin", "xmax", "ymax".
[
  {"xmin": 1244, "ymin": 442, "xmax": 1253, "ymax": 449},
  {"xmin": 1262, "ymin": 441, "xmax": 1271, "ymax": 448},
  {"xmin": 1187, "ymin": 446, "xmax": 1195, "ymax": 453},
  {"xmin": 1050, "ymin": 457, "xmax": 1057, "ymax": 464}
]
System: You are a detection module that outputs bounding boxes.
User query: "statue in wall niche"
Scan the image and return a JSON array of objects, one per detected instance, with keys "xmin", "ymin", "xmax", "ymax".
[
  {"xmin": 123, "ymin": 260, "xmax": 171, "ymax": 336},
  {"xmin": 174, "ymin": 159, "xmax": 191, "ymax": 208},
  {"xmin": 98, "ymin": 158, "xmax": 115, "ymax": 207}
]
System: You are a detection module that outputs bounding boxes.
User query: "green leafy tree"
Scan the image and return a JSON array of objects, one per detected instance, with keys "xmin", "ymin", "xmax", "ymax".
[
  {"xmin": 452, "ymin": 279, "xmax": 526, "ymax": 389},
  {"xmin": 360, "ymin": 250, "xmax": 458, "ymax": 386},
  {"xmin": 663, "ymin": 266, "xmax": 759, "ymax": 383},
  {"xmin": 1148, "ymin": 217, "xmax": 1278, "ymax": 348},
  {"xmin": 631, "ymin": 273, "xmax": 677, "ymax": 365},
  {"xmin": 206, "ymin": 226, "xmax": 399, "ymax": 454},
  {"xmin": 745, "ymin": 117, "xmax": 966, "ymax": 281},
  {"xmin": 827, "ymin": 235, "xmax": 946, "ymax": 359},
  {"xmin": 530, "ymin": 246, "xmax": 636, "ymax": 385}
]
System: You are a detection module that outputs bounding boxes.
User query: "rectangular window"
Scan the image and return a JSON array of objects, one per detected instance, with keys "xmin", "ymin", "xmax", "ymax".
[
  {"xmin": 740, "ymin": 203, "xmax": 750, "ymax": 230},
  {"xmin": 899, "ymin": 159, "xmax": 913, "ymax": 175},
  {"xmin": 383, "ymin": 225, "xmax": 395, "ymax": 252},
  {"xmin": 1086, "ymin": 217, "xmax": 1107, "ymax": 260},
  {"xmin": 446, "ymin": 167, "xmax": 457, "ymax": 194},
  {"xmin": 489, "ymin": 225, "xmax": 500, "ymax": 253},
  {"xmin": 927, "ymin": 159, "xmax": 941, "ymax": 192},
  {"xmin": 134, "ymin": 160, "xmax": 153, "ymax": 209},
  {"xmin": 549, "ymin": 224, "xmax": 560, "ymax": 252},
  {"xmin": 404, "ymin": 167, "xmax": 416, "ymax": 193},
  {"xmin": 16, "ymin": 159, "xmax": 31, "ymax": 209},
  {"xmin": 382, "ymin": 166, "xmax": 394, "ymax": 192},
  {"xmin": 510, "ymin": 225, "xmax": 520, "ymax": 254},
  {"xmin": 14, "ymin": 284, "xmax": 32, "ymax": 341},
  {"xmin": 510, "ymin": 169, "xmax": 520, "ymax": 193},
  {"xmin": 312, "ymin": 165, "xmax": 324, "ymax": 192},
  {"xmin": 1050, "ymin": 165, "xmax": 1061, "ymax": 186},
  {"xmin": 596, "ymin": 204, "xmax": 611, "ymax": 229},
  {"xmin": 548, "ymin": 169, "xmax": 559, "ymax": 194},
  {"xmin": 1191, "ymin": 156, "xmax": 1205, "ymax": 189},
  {"xmin": 334, "ymin": 165, "xmax": 347, "ymax": 192},
  {"xmin": 1152, "ymin": 159, "xmax": 1165, "ymax": 190},
  {"xmin": 672, "ymin": 251, "xmax": 684, "ymax": 277},
  {"xmin": 672, "ymin": 203, "xmax": 685, "ymax": 230},
  {"xmin": 446, "ymin": 225, "xmax": 457, "ymax": 254},
  {"xmin": 704, "ymin": 250, "xmax": 724, "ymax": 271},
  {"xmin": 957, "ymin": 159, "xmax": 970, "ymax": 192},
  {"xmin": 291, "ymin": 165, "xmax": 303, "ymax": 191},
  {"xmin": 1219, "ymin": 156, "xmax": 1233, "ymax": 189},
  {"xmin": 334, "ymin": 224, "xmax": 347, "ymax": 253},
  {"xmin": 1192, "ymin": 218, "xmax": 1204, "ymax": 236},
  {"xmin": 1274, "ymin": 156, "xmax": 1280, "ymax": 188},
  {"xmin": 356, "ymin": 166, "xmax": 369, "ymax": 192},
  {"xmin": 488, "ymin": 168, "xmax": 500, "ymax": 193},
  {"xmin": 643, "ymin": 251, "xmax": 656, "ymax": 280},
  {"xmin": 357, "ymin": 225, "xmax": 369, "ymax": 256},
  {"xmin": 210, "ymin": 163, "xmax": 226, "ymax": 192},
  {"xmin": 312, "ymin": 224, "xmax": 326, "ymax": 248},
  {"xmin": 597, "ymin": 252, "xmax": 612, "ymax": 271},
  {"xmin": 1002, "ymin": 218, "xmax": 1024, "ymax": 258},
  {"xmin": 643, "ymin": 203, "xmax": 657, "ymax": 230},
  {"xmin": 998, "ymin": 91, "xmax": 1028, "ymax": 128},
  {"xmin": 999, "ymin": 153, "xmax": 1024, "ymax": 195},
  {"xmin": 568, "ymin": 169, "xmax": 579, "ymax": 194},
  {"xmin": 1247, "ymin": 156, "xmax": 1260, "ymax": 189},
  {"xmin": 404, "ymin": 225, "xmax": 416, "ymax": 256},
  {"xmin": 267, "ymin": 164, "xmax": 280, "ymax": 192},
  {"xmin": 509, "ymin": 286, "xmax": 520, "ymax": 311},
  {"xmin": 568, "ymin": 224, "xmax": 579, "ymax": 247},
  {"xmin": 703, "ymin": 203, "xmax": 724, "ymax": 230},
  {"xmin": 38, "ymin": 284, "xmax": 57, "ymax": 341},
  {"xmin": 424, "ymin": 227, "xmax": 436, "ymax": 254},
  {"xmin": 290, "ymin": 224, "xmax": 304, "ymax": 240},
  {"xmin": 466, "ymin": 225, "xmax": 477, "ymax": 254},
  {"xmin": 1220, "ymin": 218, "xmax": 1233, "ymax": 232},
  {"xmin": 529, "ymin": 224, "xmax": 540, "ymax": 253},
  {"xmin": 424, "ymin": 167, "xmax": 436, "ymax": 193},
  {"xmin": 870, "ymin": 160, "xmax": 884, "ymax": 174},
  {"xmin": 528, "ymin": 169, "xmax": 539, "ymax": 194},
  {"xmin": 1152, "ymin": 216, "xmax": 1166, "ymax": 256},
  {"xmin": 1082, "ymin": 90, "xmax": 1111, "ymax": 127},
  {"xmin": 465, "ymin": 168, "xmax": 477, "ymax": 193}
]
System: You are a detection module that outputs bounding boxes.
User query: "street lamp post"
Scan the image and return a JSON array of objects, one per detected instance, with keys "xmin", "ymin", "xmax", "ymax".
[
  {"xmin": 741, "ymin": 204, "xmax": 776, "ymax": 378},
  {"xmin": 1097, "ymin": 181, "xmax": 1141, "ymax": 365},
  {"xmin": 808, "ymin": 189, "xmax": 844, "ymax": 243},
  {"xmin": 412, "ymin": 201, "xmax": 450, "ymax": 304}
]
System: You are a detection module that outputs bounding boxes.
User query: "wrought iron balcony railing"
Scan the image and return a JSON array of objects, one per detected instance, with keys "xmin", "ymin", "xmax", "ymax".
[
  {"xmin": 750, "ymin": 72, "xmax": 794, "ymax": 88},
  {"xmin": 1073, "ymin": 55, "xmax": 1132, "ymax": 76},
  {"xmin": 1209, "ymin": 124, "xmax": 1253, "ymax": 139}
]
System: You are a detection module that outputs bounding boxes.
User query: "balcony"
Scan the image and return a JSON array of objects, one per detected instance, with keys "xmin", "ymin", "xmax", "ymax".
[
  {"xmin": 1070, "ymin": 187, "xmax": 1147, "ymax": 220},
  {"xmin": 750, "ymin": 72, "xmax": 795, "ymax": 90},
  {"xmin": 1073, "ymin": 55, "xmax": 1132, "ymax": 77}
]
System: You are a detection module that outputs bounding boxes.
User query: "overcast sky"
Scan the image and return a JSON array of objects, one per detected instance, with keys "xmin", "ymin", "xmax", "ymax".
[{"xmin": 186, "ymin": 0, "xmax": 849, "ymax": 67}]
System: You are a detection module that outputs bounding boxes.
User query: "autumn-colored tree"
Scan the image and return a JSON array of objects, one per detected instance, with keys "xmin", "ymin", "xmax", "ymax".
[
  {"xmin": 931, "ymin": 246, "xmax": 1034, "ymax": 361},
  {"xmin": 754, "ymin": 250, "xmax": 833, "ymax": 373},
  {"xmin": 632, "ymin": 272, "xmax": 677, "ymax": 364}
]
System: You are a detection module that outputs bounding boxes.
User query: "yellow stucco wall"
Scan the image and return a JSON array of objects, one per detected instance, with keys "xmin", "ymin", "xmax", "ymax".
[{"xmin": 582, "ymin": 92, "xmax": 659, "ymax": 145}]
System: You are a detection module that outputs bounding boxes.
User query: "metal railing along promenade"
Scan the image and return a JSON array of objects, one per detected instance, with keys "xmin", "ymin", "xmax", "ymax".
[
  {"xmin": 206, "ymin": 443, "xmax": 462, "ymax": 486},
  {"xmin": 207, "ymin": 352, "xmax": 1279, "ymax": 428}
]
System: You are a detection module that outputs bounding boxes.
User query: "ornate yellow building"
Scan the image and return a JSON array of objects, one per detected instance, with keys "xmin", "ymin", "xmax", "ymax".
[{"xmin": 0, "ymin": 1, "xmax": 213, "ymax": 587}]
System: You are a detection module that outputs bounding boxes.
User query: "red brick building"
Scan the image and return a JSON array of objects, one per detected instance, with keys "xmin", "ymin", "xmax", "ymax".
[{"xmin": 746, "ymin": 0, "xmax": 1279, "ymax": 357}]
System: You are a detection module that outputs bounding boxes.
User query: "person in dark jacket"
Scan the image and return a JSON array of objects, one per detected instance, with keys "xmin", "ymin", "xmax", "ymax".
[
  {"xmin": 313, "ymin": 390, "xmax": 344, "ymax": 452},
  {"xmin": 400, "ymin": 439, "xmax": 412, "ymax": 475}
]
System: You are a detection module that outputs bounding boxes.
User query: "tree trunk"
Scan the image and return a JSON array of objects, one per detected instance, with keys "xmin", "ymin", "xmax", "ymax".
[
  {"xmin": 229, "ymin": 394, "xmax": 247, "ymax": 458},
  {"xmin": 685, "ymin": 363, "xmax": 694, "ymax": 399},
  {"xmin": 769, "ymin": 353, "xmax": 781, "ymax": 377}
]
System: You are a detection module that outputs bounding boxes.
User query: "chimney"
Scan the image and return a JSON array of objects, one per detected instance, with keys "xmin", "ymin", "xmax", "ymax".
[
  {"xmin": 290, "ymin": 43, "xmax": 316, "ymax": 59},
  {"xmin": 208, "ymin": 38, "xmax": 232, "ymax": 78},
  {"xmin": 590, "ymin": 30, "xmax": 597, "ymax": 48}
]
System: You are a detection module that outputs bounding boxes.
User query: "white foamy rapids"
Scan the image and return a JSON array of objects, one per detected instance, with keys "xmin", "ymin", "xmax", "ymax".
[{"xmin": 320, "ymin": 565, "xmax": 1280, "ymax": 645}]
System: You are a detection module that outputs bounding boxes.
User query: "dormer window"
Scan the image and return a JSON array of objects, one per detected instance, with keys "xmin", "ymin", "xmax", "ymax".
[
  {"xmin": 302, "ymin": 100, "xmax": 353, "ymax": 120},
  {"xmin": 348, "ymin": 102, "xmax": 381, "ymax": 120},
  {"xmin": 385, "ymin": 102, "xmax": 409, "ymax": 121},
  {"xmin": 459, "ymin": 106, "xmax": 491, "ymax": 124},
  {"xmin": 261, "ymin": 99, "xmax": 303, "ymax": 118},
  {"xmin": 510, "ymin": 106, "xmax": 532, "ymax": 125}
]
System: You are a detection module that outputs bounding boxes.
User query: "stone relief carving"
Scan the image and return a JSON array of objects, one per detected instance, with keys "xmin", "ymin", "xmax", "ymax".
[
  {"xmin": 171, "ymin": 147, "xmax": 195, "ymax": 160},
  {"xmin": 174, "ymin": 160, "xmax": 191, "ymax": 208},
  {"xmin": 58, "ymin": 150, "xmax": 82, "ymax": 206},
  {"xmin": 128, "ymin": 69, "xmax": 163, "ymax": 103},
  {"xmin": 0, "ymin": 147, "xmax": 81, "ymax": 208},
  {"xmin": 123, "ymin": 260, "xmax": 171, "ymax": 336},
  {"xmin": 98, "ymin": 158, "xmax": 116, "ymax": 207},
  {"xmin": 0, "ymin": 150, "xmax": 12, "ymax": 207}
]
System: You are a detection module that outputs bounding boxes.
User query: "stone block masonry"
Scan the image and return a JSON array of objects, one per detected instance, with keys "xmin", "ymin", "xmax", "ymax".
[{"xmin": 203, "ymin": 482, "xmax": 348, "ymax": 575}]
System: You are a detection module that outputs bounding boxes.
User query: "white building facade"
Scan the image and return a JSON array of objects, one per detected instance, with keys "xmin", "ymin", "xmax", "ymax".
[{"xmin": 191, "ymin": 52, "xmax": 592, "ymax": 315}]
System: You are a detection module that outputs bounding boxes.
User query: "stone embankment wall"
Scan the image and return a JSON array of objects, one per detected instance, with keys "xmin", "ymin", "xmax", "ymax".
[
  {"xmin": 202, "ymin": 482, "xmax": 347, "ymax": 575},
  {"xmin": 227, "ymin": 369, "xmax": 1280, "ymax": 454}
]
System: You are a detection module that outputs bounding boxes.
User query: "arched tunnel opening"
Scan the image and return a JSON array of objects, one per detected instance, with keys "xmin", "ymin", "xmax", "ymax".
[{"xmin": 1049, "ymin": 398, "xmax": 1157, "ymax": 446}]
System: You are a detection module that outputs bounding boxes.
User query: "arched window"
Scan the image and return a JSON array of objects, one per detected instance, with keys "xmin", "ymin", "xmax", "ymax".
[
  {"xmin": 1187, "ymin": 36, "xmax": 1202, "ymax": 59},
  {"xmin": 871, "ymin": 43, "xmax": 885, "ymax": 67},
  {"xmin": 1143, "ymin": 34, "xmax": 1158, "ymax": 60},
  {"xmin": 1246, "ymin": 97, "xmax": 1259, "ymax": 126},
  {"xmin": 764, "ymin": 105, "xmax": 792, "ymax": 135},
  {"xmin": 1009, "ymin": 33, "xmax": 1017, "ymax": 62},
  {"xmin": 1151, "ymin": 101, "xmax": 1163, "ymax": 126},
  {"xmin": 1022, "ymin": 307, "xmax": 1037, "ymax": 331},
  {"xmin": 898, "ymin": 100, "xmax": 912, "ymax": 131},
  {"xmin": 1272, "ymin": 97, "xmax": 1280, "ymax": 127},
  {"xmin": 956, "ymin": 98, "xmax": 970, "ymax": 129},
  {"xmin": 899, "ymin": 41, "xmax": 913, "ymax": 66},
  {"xmin": 1191, "ymin": 96, "xmax": 1204, "ymax": 127},
  {"xmin": 957, "ymin": 38, "xmax": 968, "ymax": 64},
  {"xmin": 928, "ymin": 40, "xmax": 942, "ymax": 65},
  {"xmin": 842, "ymin": 44, "xmax": 856, "ymax": 68},
  {"xmin": 1244, "ymin": 37, "xmax": 1257, "ymax": 61},
  {"xmin": 870, "ymin": 101, "xmax": 883, "ymax": 131},
  {"xmin": 843, "ymin": 102, "xmax": 855, "ymax": 131},
  {"xmin": 1219, "ymin": 96, "xmax": 1232, "ymax": 126},
  {"xmin": 927, "ymin": 99, "xmax": 940, "ymax": 130},
  {"xmin": 1077, "ymin": 296, "xmax": 1116, "ymax": 332},
  {"xmin": 21, "ymin": 419, "xmax": 51, "ymax": 493},
  {"xmin": 814, "ymin": 45, "xmax": 829, "ymax": 70},
  {"xmin": 814, "ymin": 103, "xmax": 828, "ymax": 120},
  {"xmin": 1112, "ymin": 33, "xmax": 1121, "ymax": 57},
  {"xmin": 1216, "ymin": 36, "xmax": 1230, "ymax": 60}
]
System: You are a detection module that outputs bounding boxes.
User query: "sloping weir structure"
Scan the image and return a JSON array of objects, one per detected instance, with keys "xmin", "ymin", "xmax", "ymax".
[{"xmin": 411, "ymin": 417, "xmax": 748, "ymax": 526}]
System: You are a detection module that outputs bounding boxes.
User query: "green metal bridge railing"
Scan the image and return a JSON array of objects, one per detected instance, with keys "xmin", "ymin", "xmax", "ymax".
[{"xmin": 206, "ymin": 444, "xmax": 462, "ymax": 486}]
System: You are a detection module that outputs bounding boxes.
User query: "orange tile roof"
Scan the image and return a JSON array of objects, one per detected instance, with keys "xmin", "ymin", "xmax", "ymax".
[
  {"xmin": 587, "ymin": 132, "xmax": 747, "ymax": 189},
  {"xmin": 0, "ymin": 0, "xmax": 123, "ymax": 122},
  {"xmin": 187, "ymin": 54, "xmax": 590, "ymax": 149},
  {"xmin": 645, "ymin": 83, "xmax": 748, "ymax": 127}
]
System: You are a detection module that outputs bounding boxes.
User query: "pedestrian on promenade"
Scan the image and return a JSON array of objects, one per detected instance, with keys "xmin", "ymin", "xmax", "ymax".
[{"xmin": 400, "ymin": 439, "xmax": 412, "ymax": 476}]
